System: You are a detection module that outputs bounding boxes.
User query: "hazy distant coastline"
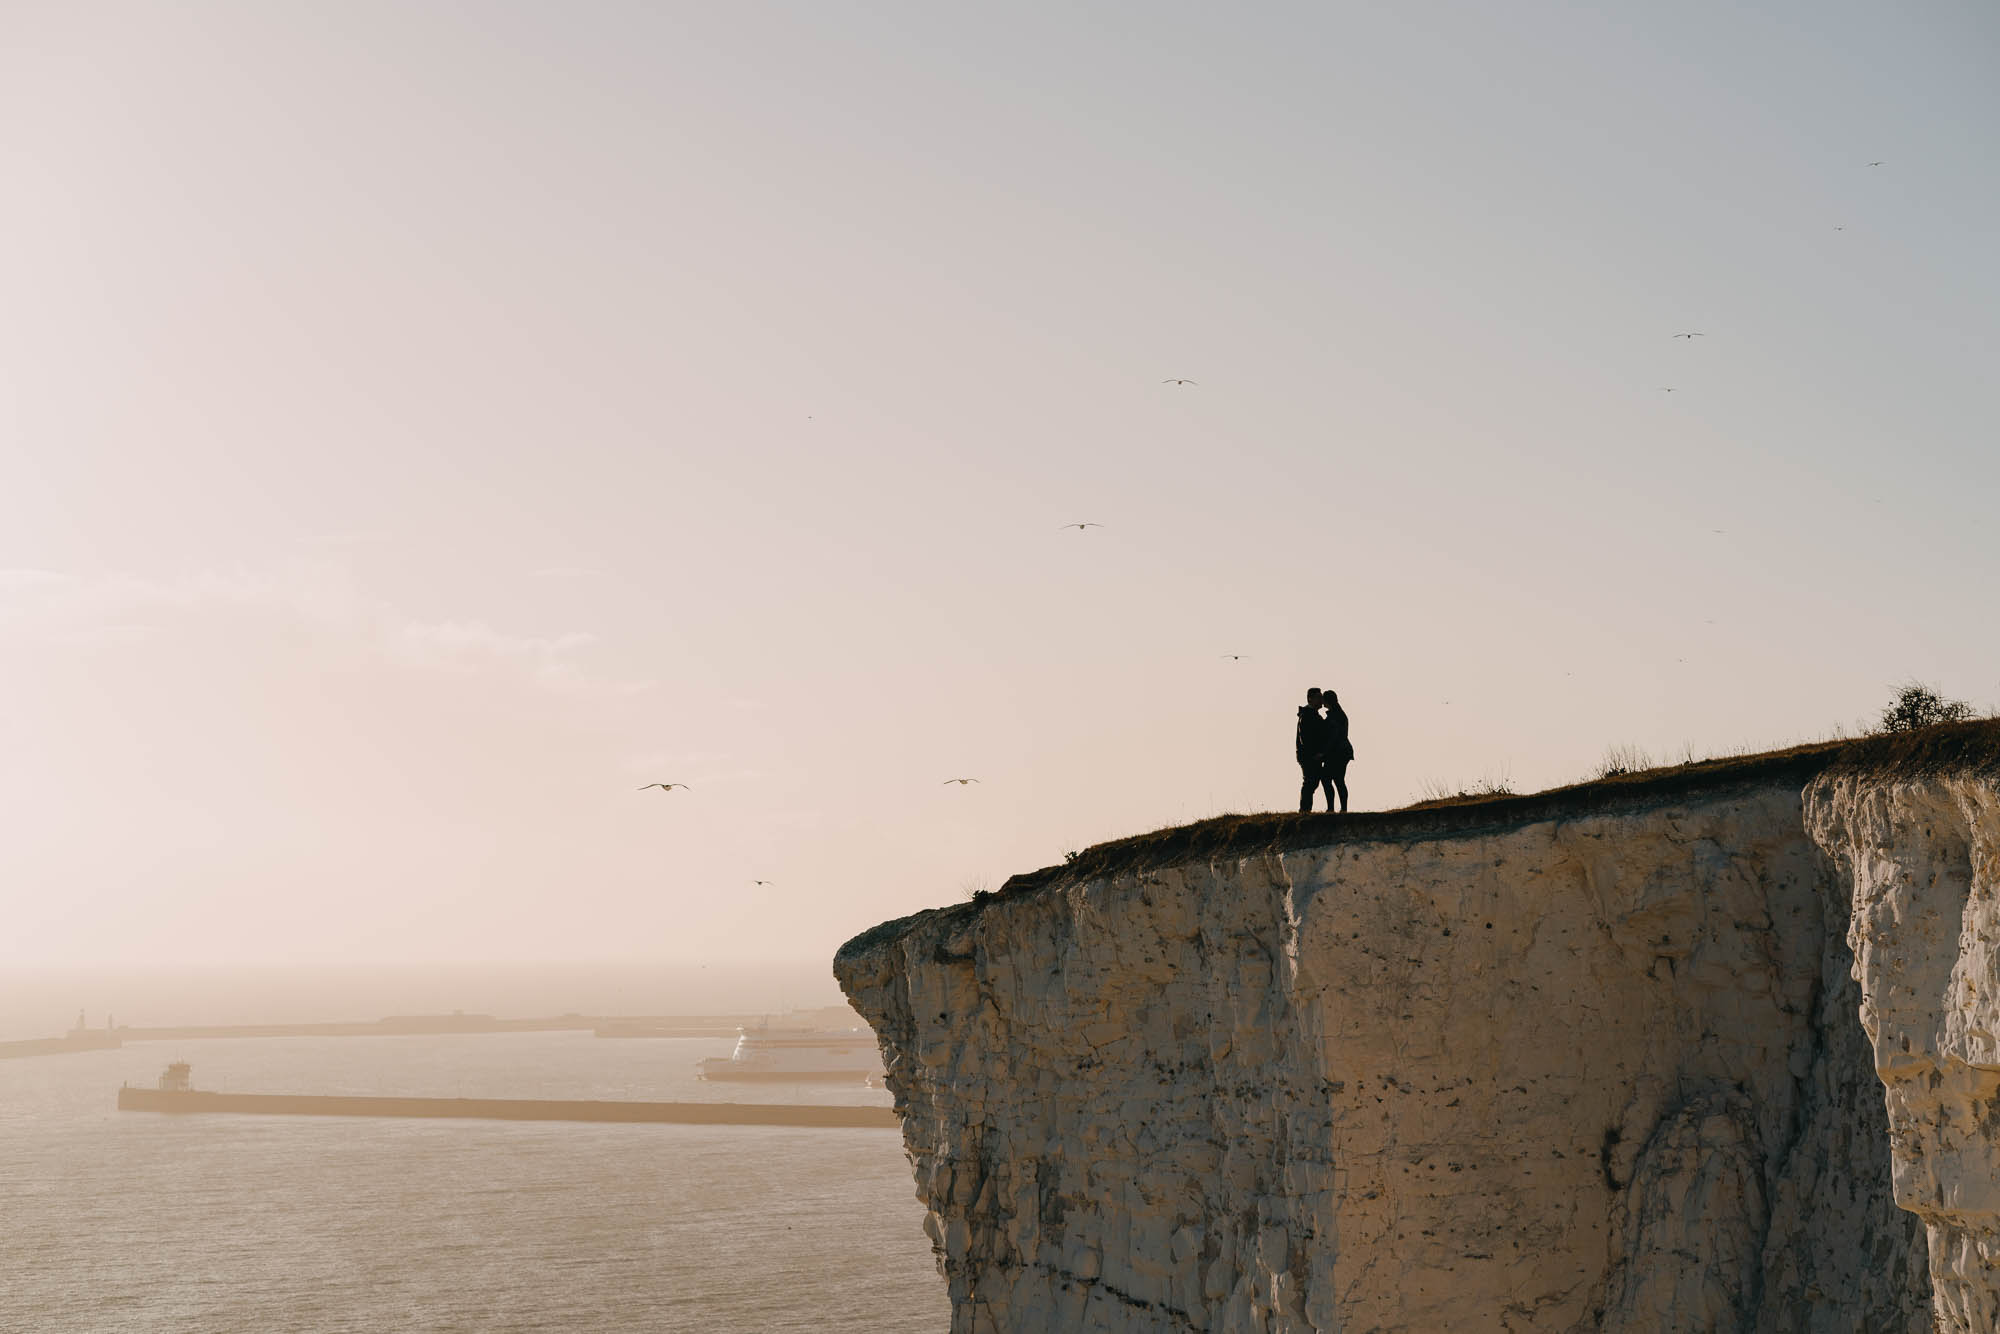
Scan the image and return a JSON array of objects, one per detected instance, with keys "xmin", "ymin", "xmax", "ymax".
[{"xmin": 0, "ymin": 959, "xmax": 848, "ymax": 1043}]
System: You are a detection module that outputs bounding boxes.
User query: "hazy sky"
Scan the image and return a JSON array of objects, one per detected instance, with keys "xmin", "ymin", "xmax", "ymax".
[{"xmin": 4, "ymin": 2, "xmax": 1996, "ymax": 983}]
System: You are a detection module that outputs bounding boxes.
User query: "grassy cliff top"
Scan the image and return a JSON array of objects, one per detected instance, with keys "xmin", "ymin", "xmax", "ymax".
[{"xmin": 836, "ymin": 719, "xmax": 2000, "ymax": 966}]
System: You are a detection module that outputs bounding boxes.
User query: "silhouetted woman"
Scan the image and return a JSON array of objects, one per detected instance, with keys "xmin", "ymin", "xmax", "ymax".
[{"xmin": 1320, "ymin": 688, "xmax": 1352, "ymax": 813}]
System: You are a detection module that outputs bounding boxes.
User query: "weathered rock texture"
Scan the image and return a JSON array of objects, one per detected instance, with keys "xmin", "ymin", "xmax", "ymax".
[
  {"xmin": 839, "ymin": 730, "xmax": 2000, "ymax": 1331},
  {"xmin": 1808, "ymin": 767, "xmax": 2000, "ymax": 1333}
]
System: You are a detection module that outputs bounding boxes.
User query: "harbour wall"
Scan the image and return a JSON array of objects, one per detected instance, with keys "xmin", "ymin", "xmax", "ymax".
[
  {"xmin": 0, "ymin": 1031, "xmax": 122, "ymax": 1061},
  {"xmin": 116, "ymin": 1087, "xmax": 898, "ymax": 1128}
]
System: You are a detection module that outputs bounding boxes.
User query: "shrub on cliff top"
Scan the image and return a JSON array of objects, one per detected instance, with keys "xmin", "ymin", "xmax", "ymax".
[{"xmin": 1880, "ymin": 682, "xmax": 1973, "ymax": 733}]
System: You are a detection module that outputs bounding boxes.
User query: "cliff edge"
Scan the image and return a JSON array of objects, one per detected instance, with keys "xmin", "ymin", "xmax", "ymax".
[{"xmin": 836, "ymin": 722, "xmax": 2000, "ymax": 1332}]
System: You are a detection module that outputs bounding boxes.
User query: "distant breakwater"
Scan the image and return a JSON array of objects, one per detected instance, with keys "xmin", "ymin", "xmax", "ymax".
[
  {"xmin": 2, "ymin": 1015, "xmax": 753, "ymax": 1056},
  {"xmin": 117, "ymin": 1087, "xmax": 898, "ymax": 1128},
  {"xmin": 115, "ymin": 1015, "xmax": 750, "ymax": 1042},
  {"xmin": 0, "ymin": 1031, "xmax": 121, "ymax": 1061}
]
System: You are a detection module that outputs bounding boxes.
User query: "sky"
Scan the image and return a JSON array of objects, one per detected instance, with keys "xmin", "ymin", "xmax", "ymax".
[{"xmin": 2, "ymin": 1, "xmax": 1996, "ymax": 1001}]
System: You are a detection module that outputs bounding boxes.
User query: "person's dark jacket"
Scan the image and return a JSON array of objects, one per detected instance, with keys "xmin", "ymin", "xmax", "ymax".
[
  {"xmin": 1324, "ymin": 701, "xmax": 1354, "ymax": 763},
  {"xmin": 1296, "ymin": 705, "xmax": 1328, "ymax": 765}
]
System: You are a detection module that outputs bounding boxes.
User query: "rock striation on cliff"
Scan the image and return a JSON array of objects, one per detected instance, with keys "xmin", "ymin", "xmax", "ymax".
[{"xmin": 837, "ymin": 723, "xmax": 2000, "ymax": 1332}]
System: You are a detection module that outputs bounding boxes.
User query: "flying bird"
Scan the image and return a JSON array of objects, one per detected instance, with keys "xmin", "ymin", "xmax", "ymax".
[
  {"xmin": 1057, "ymin": 522, "xmax": 1104, "ymax": 531},
  {"xmin": 1220, "ymin": 654, "xmax": 1248, "ymax": 661},
  {"xmin": 1660, "ymin": 387, "xmax": 1677, "ymax": 393},
  {"xmin": 753, "ymin": 880, "xmax": 773, "ymax": 886},
  {"xmin": 941, "ymin": 778, "xmax": 981, "ymax": 786},
  {"xmin": 638, "ymin": 783, "xmax": 690, "ymax": 792},
  {"xmin": 1867, "ymin": 161, "xmax": 1884, "ymax": 167},
  {"xmin": 1671, "ymin": 332, "xmax": 1704, "ymax": 339},
  {"xmin": 1161, "ymin": 379, "xmax": 1197, "ymax": 386}
]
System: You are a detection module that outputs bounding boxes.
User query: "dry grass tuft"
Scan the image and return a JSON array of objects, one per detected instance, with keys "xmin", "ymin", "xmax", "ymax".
[
  {"xmin": 1411, "ymin": 772, "xmax": 1516, "ymax": 807},
  {"xmin": 1594, "ymin": 744, "xmax": 1654, "ymax": 780}
]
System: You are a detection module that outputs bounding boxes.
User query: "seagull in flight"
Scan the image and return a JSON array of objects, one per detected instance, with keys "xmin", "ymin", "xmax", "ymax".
[
  {"xmin": 1220, "ymin": 654, "xmax": 1247, "ymax": 661},
  {"xmin": 1161, "ymin": 379, "xmax": 1197, "ymax": 386},
  {"xmin": 1867, "ymin": 161, "xmax": 1885, "ymax": 167},
  {"xmin": 753, "ymin": 879, "xmax": 773, "ymax": 886},
  {"xmin": 638, "ymin": 783, "xmax": 691, "ymax": 792},
  {"xmin": 1057, "ymin": 522, "xmax": 1104, "ymax": 531},
  {"xmin": 941, "ymin": 777, "xmax": 981, "ymax": 786},
  {"xmin": 1660, "ymin": 387, "xmax": 1677, "ymax": 393},
  {"xmin": 1672, "ymin": 332, "xmax": 1704, "ymax": 339}
]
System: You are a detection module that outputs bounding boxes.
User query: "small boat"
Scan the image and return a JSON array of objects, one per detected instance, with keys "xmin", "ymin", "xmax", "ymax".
[{"xmin": 696, "ymin": 1024, "xmax": 884, "ymax": 1083}]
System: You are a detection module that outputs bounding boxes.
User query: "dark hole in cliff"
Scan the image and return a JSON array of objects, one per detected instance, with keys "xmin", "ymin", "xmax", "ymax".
[{"xmin": 1599, "ymin": 1126, "xmax": 1623, "ymax": 1190}]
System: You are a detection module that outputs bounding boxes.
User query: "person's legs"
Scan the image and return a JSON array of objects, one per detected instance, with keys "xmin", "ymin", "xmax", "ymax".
[
  {"xmin": 1299, "ymin": 763, "xmax": 1319, "ymax": 814},
  {"xmin": 1328, "ymin": 761, "xmax": 1350, "ymax": 813}
]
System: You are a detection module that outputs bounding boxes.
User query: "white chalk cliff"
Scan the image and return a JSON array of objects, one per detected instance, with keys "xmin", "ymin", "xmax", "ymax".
[
  {"xmin": 837, "ymin": 730, "xmax": 2000, "ymax": 1332},
  {"xmin": 1808, "ymin": 767, "xmax": 2000, "ymax": 1333}
]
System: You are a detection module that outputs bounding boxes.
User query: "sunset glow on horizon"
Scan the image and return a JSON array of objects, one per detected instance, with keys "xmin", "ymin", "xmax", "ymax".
[{"xmin": 5, "ymin": 1, "xmax": 1996, "ymax": 982}]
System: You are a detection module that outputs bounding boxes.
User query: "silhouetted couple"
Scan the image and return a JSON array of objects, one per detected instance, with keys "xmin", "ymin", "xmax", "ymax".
[{"xmin": 1296, "ymin": 687, "xmax": 1352, "ymax": 814}]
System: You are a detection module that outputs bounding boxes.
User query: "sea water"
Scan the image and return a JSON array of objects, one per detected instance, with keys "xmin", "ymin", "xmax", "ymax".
[{"xmin": 0, "ymin": 1032, "xmax": 947, "ymax": 1332}]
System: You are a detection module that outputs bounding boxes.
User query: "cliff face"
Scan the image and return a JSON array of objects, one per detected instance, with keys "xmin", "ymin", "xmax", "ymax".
[
  {"xmin": 836, "ymin": 736, "xmax": 1998, "ymax": 1333},
  {"xmin": 1807, "ymin": 771, "xmax": 2000, "ymax": 1334}
]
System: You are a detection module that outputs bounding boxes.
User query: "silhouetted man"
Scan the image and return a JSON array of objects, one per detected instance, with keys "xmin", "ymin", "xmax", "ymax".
[
  {"xmin": 1297, "ymin": 688, "xmax": 1329, "ymax": 814},
  {"xmin": 1321, "ymin": 688, "xmax": 1353, "ymax": 813}
]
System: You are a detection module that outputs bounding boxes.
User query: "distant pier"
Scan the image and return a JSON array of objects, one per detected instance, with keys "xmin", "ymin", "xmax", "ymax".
[
  {"xmin": 4, "ymin": 1003, "xmax": 873, "ymax": 1060},
  {"xmin": 112, "ymin": 1013, "xmax": 754, "ymax": 1042},
  {"xmin": 116, "ymin": 1086, "xmax": 898, "ymax": 1128},
  {"xmin": 2, "ymin": 1011, "xmax": 820, "ymax": 1058},
  {"xmin": 0, "ymin": 1011, "xmax": 121, "ymax": 1061},
  {"xmin": 0, "ymin": 1030, "xmax": 121, "ymax": 1061}
]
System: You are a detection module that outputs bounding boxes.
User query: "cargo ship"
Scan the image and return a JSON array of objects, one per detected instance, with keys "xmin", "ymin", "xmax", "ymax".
[{"xmin": 695, "ymin": 1024, "xmax": 884, "ymax": 1083}]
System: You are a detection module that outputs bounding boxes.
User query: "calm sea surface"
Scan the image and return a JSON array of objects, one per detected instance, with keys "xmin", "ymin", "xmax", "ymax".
[{"xmin": 0, "ymin": 1033, "xmax": 947, "ymax": 1332}]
